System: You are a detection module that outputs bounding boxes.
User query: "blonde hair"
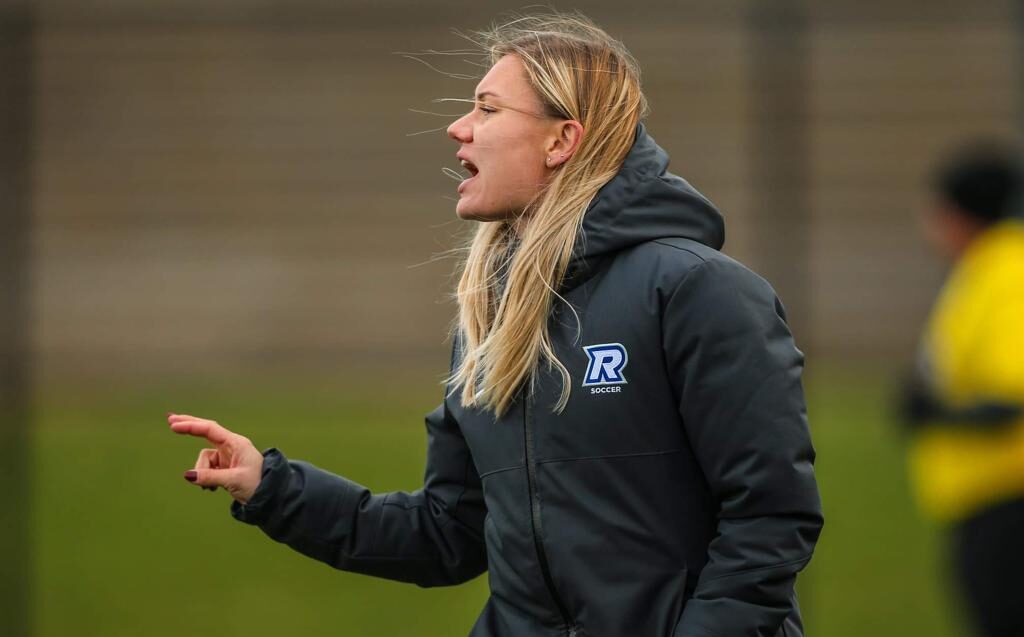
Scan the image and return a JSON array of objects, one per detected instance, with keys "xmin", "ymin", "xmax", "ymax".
[{"xmin": 447, "ymin": 12, "xmax": 648, "ymax": 416}]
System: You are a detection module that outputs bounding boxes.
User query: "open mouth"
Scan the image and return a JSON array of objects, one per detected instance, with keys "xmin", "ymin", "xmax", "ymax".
[
  {"xmin": 457, "ymin": 159, "xmax": 479, "ymax": 194},
  {"xmin": 460, "ymin": 159, "xmax": 480, "ymax": 178}
]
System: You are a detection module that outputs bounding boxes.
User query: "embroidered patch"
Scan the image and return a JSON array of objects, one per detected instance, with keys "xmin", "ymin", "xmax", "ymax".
[{"xmin": 582, "ymin": 343, "xmax": 628, "ymax": 387}]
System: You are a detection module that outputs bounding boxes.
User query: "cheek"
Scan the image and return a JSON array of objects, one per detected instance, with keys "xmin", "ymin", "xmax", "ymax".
[{"xmin": 496, "ymin": 145, "xmax": 546, "ymax": 192}]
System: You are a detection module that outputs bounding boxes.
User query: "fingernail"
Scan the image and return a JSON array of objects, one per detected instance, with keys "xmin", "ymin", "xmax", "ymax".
[{"xmin": 184, "ymin": 470, "xmax": 197, "ymax": 483}]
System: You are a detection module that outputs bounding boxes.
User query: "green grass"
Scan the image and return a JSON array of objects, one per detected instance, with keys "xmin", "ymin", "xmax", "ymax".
[
  {"xmin": 31, "ymin": 370, "xmax": 970, "ymax": 636},
  {"xmin": 799, "ymin": 369, "xmax": 969, "ymax": 637}
]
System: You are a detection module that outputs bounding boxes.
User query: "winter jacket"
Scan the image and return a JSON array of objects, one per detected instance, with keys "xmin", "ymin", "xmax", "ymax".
[{"xmin": 231, "ymin": 124, "xmax": 824, "ymax": 637}]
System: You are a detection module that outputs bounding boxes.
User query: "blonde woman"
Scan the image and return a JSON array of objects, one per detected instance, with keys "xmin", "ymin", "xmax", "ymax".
[{"xmin": 169, "ymin": 13, "xmax": 822, "ymax": 637}]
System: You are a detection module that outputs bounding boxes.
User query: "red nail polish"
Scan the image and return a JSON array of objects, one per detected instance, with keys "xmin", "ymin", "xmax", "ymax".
[{"xmin": 184, "ymin": 470, "xmax": 197, "ymax": 483}]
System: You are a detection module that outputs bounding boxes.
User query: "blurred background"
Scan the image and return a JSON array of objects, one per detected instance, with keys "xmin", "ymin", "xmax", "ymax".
[{"xmin": 2, "ymin": 0, "xmax": 1022, "ymax": 635}]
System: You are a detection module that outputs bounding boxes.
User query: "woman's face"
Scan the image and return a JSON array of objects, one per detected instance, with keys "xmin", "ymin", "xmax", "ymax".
[{"xmin": 446, "ymin": 55, "xmax": 561, "ymax": 222}]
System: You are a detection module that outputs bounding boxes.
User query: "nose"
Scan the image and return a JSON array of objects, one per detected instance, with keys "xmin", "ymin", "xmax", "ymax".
[{"xmin": 447, "ymin": 112, "xmax": 473, "ymax": 143}]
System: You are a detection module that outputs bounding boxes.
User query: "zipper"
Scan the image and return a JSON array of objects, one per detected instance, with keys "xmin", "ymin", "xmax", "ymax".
[{"xmin": 523, "ymin": 393, "xmax": 579, "ymax": 636}]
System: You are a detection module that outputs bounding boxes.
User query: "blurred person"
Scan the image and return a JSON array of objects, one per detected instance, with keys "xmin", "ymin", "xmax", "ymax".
[
  {"xmin": 902, "ymin": 144, "xmax": 1024, "ymax": 637},
  {"xmin": 168, "ymin": 12, "xmax": 822, "ymax": 637}
]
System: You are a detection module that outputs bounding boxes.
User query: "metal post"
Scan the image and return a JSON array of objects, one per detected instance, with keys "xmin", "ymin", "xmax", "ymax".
[
  {"xmin": 0, "ymin": 1, "xmax": 34, "ymax": 635},
  {"xmin": 746, "ymin": 0, "xmax": 815, "ymax": 627},
  {"xmin": 747, "ymin": 0, "xmax": 812, "ymax": 346}
]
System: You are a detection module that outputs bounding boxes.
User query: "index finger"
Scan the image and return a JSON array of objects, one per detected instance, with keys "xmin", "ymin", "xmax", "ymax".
[{"xmin": 169, "ymin": 419, "xmax": 233, "ymax": 445}]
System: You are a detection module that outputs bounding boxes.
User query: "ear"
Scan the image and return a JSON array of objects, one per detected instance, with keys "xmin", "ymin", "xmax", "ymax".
[{"xmin": 544, "ymin": 120, "xmax": 585, "ymax": 169}]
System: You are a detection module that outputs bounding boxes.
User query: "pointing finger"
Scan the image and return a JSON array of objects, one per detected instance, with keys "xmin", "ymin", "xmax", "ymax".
[
  {"xmin": 168, "ymin": 413, "xmax": 221, "ymax": 426},
  {"xmin": 168, "ymin": 414, "xmax": 224, "ymax": 429},
  {"xmin": 169, "ymin": 419, "xmax": 232, "ymax": 445}
]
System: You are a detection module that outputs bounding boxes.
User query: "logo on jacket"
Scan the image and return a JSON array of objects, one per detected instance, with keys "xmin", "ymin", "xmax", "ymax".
[{"xmin": 582, "ymin": 343, "xmax": 628, "ymax": 393}]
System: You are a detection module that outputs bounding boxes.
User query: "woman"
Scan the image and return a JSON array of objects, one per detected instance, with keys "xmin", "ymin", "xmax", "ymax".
[{"xmin": 170, "ymin": 13, "xmax": 822, "ymax": 637}]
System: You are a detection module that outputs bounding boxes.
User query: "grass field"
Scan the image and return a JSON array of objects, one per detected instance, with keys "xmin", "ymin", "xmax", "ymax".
[{"xmin": 31, "ymin": 369, "xmax": 971, "ymax": 636}]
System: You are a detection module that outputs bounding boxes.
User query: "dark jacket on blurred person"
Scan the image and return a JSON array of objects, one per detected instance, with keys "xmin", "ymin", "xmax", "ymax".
[{"xmin": 231, "ymin": 126, "xmax": 823, "ymax": 637}]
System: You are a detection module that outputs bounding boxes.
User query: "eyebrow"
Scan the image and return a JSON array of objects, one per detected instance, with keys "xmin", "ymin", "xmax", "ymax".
[{"xmin": 475, "ymin": 91, "xmax": 500, "ymax": 101}]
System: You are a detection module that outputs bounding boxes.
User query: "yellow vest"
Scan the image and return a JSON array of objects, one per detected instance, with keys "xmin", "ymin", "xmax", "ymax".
[{"xmin": 910, "ymin": 220, "xmax": 1024, "ymax": 522}]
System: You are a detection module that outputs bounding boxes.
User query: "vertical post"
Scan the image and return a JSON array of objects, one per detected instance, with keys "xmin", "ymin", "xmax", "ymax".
[
  {"xmin": 747, "ymin": 0, "xmax": 812, "ymax": 346},
  {"xmin": 0, "ymin": 1, "xmax": 34, "ymax": 635},
  {"xmin": 746, "ymin": 0, "xmax": 815, "ymax": 627}
]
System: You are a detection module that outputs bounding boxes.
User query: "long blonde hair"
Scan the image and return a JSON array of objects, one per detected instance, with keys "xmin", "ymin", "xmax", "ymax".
[{"xmin": 449, "ymin": 12, "xmax": 648, "ymax": 416}]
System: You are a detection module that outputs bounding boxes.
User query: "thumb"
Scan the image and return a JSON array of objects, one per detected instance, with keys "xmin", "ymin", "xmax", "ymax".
[
  {"xmin": 183, "ymin": 467, "xmax": 256, "ymax": 503},
  {"xmin": 183, "ymin": 467, "xmax": 236, "ymax": 489}
]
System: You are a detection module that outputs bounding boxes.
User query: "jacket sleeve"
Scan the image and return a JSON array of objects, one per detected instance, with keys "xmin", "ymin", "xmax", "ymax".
[
  {"xmin": 663, "ymin": 258, "xmax": 823, "ymax": 637},
  {"xmin": 229, "ymin": 401, "xmax": 488, "ymax": 587}
]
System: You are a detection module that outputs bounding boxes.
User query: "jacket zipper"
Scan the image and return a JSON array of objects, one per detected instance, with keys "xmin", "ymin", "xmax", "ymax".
[{"xmin": 523, "ymin": 394, "xmax": 579, "ymax": 636}]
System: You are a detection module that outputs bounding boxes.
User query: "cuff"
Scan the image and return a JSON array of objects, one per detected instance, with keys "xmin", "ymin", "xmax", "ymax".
[{"xmin": 230, "ymin": 447, "xmax": 289, "ymax": 525}]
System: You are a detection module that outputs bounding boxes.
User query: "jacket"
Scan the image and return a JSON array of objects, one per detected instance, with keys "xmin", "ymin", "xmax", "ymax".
[
  {"xmin": 231, "ymin": 124, "xmax": 824, "ymax": 637},
  {"xmin": 906, "ymin": 219, "xmax": 1024, "ymax": 522}
]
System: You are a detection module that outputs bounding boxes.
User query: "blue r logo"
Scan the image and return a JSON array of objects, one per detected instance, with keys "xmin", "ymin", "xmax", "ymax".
[{"xmin": 582, "ymin": 343, "xmax": 628, "ymax": 386}]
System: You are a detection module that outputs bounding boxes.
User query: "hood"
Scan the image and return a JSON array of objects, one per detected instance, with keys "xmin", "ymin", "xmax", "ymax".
[{"xmin": 563, "ymin": 123, "xmax": 725, "ymax": 288}]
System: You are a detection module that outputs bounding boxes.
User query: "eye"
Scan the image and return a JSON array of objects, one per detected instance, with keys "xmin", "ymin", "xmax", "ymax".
[{"xmin": 476, "ymin": 103, "xmax": 497, "ymax": 115}]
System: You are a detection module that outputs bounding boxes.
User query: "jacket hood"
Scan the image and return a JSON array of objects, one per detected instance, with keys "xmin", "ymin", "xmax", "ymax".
[{"xmin": 564, "ymin": 123, "xmax": 725, "ymax": 286}]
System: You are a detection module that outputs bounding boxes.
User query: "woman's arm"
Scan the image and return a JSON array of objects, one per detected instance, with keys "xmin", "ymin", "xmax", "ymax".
[
  {"xmin": 662, "ymin": 257, "xmax": 823, "ymax": 637},
  {"xmin": 174, "ymin": 402, "xmax": 488, "ymax": 588}
]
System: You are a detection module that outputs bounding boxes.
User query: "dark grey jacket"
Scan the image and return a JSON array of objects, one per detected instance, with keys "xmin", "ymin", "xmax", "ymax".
[{"xmin": 232, "ymin": 125, "xmax": 823, "ymax": 637}]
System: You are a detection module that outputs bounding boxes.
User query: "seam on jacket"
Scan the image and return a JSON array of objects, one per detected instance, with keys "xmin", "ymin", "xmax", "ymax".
[
  {"xmin": 443, "ymin": 345, "xmax": 484, "ymax": 538},
  {"xmin": 371, "ymin": 492, "xmax": 387, "ymax": 554},
  {"xmin": 536, "ymin": 448, "xmax": 683, "ymax": 466},
  {"xmin": 452, "ymin": 452, "xmax": 471, "ymax": 516},
  {"xmin": 699, "ymin": 553, "xmax": 813, "ymax": 585},
  {"xmin": 448, "ymin": 404, "xmax": 471, "ymax": 522},
  {"xmin": 660, "ymin": 251, "xmax": 716, "ymax": 318},
  {"xmin": 651, "ymin": 238, "xmax": 712, "ymax": 264},
  {"xmin": 479, "ymin": 464, "xmax": 525, "ymax": 479}
]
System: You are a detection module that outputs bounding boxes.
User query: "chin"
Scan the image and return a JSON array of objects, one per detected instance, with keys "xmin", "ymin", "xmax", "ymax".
[
  {"xmin": 456, "ymin": 201, "xmax": 500, "ymax": 222},
  {"xmin": 458, "ymin": 200, "xmax": 528, "ymax": 223},
  {"xmin": 455, "ymin": 206, "xmax": 483, "ymax": 221}
]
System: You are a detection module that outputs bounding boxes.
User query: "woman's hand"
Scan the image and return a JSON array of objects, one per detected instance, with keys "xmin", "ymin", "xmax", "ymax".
[{"xmin": 168, "ymin": 413, "xmax": 264, "ymax": 505}]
